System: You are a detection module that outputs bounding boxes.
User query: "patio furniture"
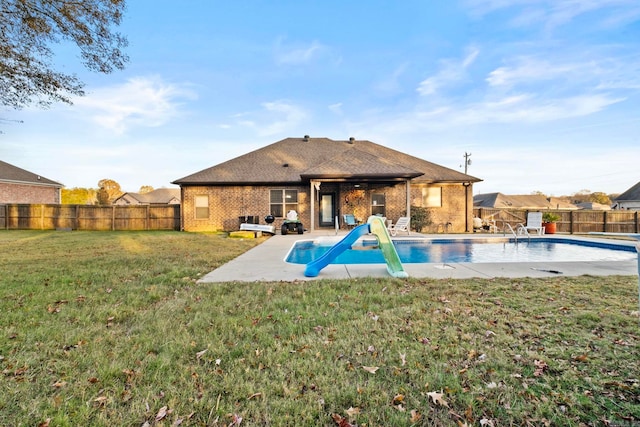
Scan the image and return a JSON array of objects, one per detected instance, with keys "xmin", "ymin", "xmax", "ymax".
[
  {"xmin": 343, "ymin": 214, "xmax": 358, "ymax": 229},
  {"xmin": 517, "ymin": 212, "xmax": 544, "ymax": 236},
  {"xmin": 387, "ymin": 216, "xmax": 410, "ymax": 236}
]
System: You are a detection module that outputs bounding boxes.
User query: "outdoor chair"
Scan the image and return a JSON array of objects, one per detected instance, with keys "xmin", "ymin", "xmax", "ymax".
[
  {"xmin": 517, "ymin": 212, "xmax": 544, "ymax": 235},
  {"xmin": 343, "ymin": 214, "xmax": 358, "ymax": 229},
  {"xmin": 387, "ymin": 216, "xmax": 410, "ymax": 236}
]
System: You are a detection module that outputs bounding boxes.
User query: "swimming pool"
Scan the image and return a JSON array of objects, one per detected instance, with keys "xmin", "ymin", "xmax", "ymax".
[{"xmin": 285, "ymin": 237, "xmax": 637, "ymax": 265}]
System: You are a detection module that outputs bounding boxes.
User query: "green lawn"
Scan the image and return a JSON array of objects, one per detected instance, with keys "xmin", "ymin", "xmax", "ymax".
[{"xmin": 1, "ymin": 230, "xmax": 638, "ymax": 426}]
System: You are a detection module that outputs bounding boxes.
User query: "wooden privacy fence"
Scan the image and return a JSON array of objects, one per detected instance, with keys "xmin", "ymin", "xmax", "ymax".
[
  {"xmin": 0, "ymin": 204, "xmax": 180, "ymax": 231},
  {"xmin": 474, "ymin": 208, "xmax": 640, "ymax": 234}
]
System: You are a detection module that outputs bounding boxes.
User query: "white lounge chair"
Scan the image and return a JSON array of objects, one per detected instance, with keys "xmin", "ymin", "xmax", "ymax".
[
  {"xmin": 517, "ymin": 212, "xmax": 544, "ymax": 235},
  {"xmin": 388, "ymin": 216, "xmax": 410, "ymax": 236}
]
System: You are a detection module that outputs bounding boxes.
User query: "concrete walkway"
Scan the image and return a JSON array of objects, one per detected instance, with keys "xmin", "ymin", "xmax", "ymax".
[{"xmin": 199, "ymin": 230, "xmax": 640, "ymax": 283}]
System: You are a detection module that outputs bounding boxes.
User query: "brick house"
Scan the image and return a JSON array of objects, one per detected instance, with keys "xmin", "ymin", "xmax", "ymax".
[
  {"xmin": 173, "ymin": 137, "xmax": 481, "ymax": 232},
  {"xmin": 113, "ymin": 188, "xmax": 181, "ymax": 206},
  {"xmin": 0, "ymin": 160, "xmax": 63, "ymax": 204}
]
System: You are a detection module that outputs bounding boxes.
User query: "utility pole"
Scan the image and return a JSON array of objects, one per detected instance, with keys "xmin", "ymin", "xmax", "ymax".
[{"xmin": 463, "ymin": 152, "xmax": 472, "ymax": 174}]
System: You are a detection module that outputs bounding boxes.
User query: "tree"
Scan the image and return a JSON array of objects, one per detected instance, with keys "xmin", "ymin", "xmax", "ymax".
[
  {"xmin": 139, "ymin": 185, "xmax": 154, "ymax": 194},
  {"xmin": 1, "ymin": 0, "xmax": 128, "ymax": 109},
  {"xmin": 589, "ymin": 192, "xmax": 611, "ymax": 205},
  {"xmin": 61, "ymin": 187, "xmax": 97, "ymax": 204},
  {"xmin": 97, "ymin": 178, "xmax": 123, "ymax": 204}
]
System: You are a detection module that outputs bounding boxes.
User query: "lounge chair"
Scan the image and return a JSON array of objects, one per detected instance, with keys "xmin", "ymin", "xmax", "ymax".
[
  {"xmin": 517, "ymin": 212, "xmax": 544, "ymax": 235},
  {"xmin": 343, "ymin": 214, "xmax": 358, "ymax": 229},
  {"xmin": 387, "ymin": 216, "xmax": 410, "ymax": 236}
]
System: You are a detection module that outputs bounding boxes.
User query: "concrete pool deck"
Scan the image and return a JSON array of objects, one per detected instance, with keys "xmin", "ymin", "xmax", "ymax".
[{"xmin": 198, "ymin": 230, "xmax": 640, "ymax": 283}]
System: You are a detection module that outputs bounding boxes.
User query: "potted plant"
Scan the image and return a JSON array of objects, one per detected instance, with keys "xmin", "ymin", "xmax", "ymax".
[{"xmin": 542, "ymin": 212, "xmax": 560, "ymax": 234}]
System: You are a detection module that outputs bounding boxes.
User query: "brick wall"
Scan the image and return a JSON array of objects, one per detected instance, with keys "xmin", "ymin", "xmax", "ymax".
[
  {"xmin": 180, "ymin": 181, "xmax": 473, "ymax": 233},
  {"xmin": 0, "ymin": 183, "xmax": 61, "ymax": 204}
]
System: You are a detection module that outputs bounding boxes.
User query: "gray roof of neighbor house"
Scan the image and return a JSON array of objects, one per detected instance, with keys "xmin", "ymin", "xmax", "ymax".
[
  {"xmin": 173, "ymin": 137, "xmax": 481, "ymax": 185},
  {"xmin": 474, "ymin": 192, "xmax": 578, "ymax": 209},
  {"xmin": 614, "ymin": 181, "xmax": 640, "ymax": 201},
  {"xmin": 114, "ymin": 188, "xmax": 180, "ymax": 204},
  {"xmin": 0, "ymin": 160, "xmax": 63, "ymax": 187}
]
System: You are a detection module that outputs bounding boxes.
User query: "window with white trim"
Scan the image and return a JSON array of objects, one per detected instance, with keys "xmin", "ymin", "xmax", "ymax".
[
  {"xmin": 195, "ymin": 195, "xmax": 209, "ymax": 219},
  {"xmin": 270, "ymin": 189, "xmax": 298, "ymax": 218}
]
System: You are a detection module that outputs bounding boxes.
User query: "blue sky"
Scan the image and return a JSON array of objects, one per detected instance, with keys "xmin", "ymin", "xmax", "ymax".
[{"xmin": 2, "ymin": 0, "xmax": 640, "ymax": 196}]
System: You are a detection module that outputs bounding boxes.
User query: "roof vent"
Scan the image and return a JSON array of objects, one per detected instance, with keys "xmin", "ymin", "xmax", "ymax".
[
  {"xmin": 283, "ymin": 163, "xmax": 289, "ymax": 167},
  {"xmin": 303, "ymin": 135, "xmax": 309, "ymax": 141},
  {"xmin": 348, "ymin": 137, "xmax": 355, "ymax": 144}
]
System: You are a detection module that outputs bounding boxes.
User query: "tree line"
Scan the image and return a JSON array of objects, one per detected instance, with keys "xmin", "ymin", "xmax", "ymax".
[{"xmin": 61, "ymin": 179, "xmax": 153, "ymax": 205}]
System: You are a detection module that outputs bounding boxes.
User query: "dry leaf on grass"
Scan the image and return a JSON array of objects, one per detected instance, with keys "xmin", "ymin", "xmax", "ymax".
[
  {"xmin": 362, "ymin": 366, "xmax": 379, "ymax": 374},
  {"xmin": 331, "ymin": 413, "xmax": 354, "ymax": 427},
  {"xmin": 427, "ymin": 391, "xmax": 449, "ymax": 408}
]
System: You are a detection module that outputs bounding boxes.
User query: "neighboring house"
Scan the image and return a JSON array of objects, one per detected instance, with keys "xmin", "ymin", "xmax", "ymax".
[
  {"xmin": 576, "ymin": 202, "xmax": 610, "ymax": 210},
  {"xmin": 113, "ymin": 188, "xmax": 181, "ymax": 206},
  {"xmin": 474, "ymin": 193, "xmax": 577, "ymax": 210},
  {"xmin": 173, "ymin": 136, "xmax": 481, "ymax": 232},
  {"xmin": 0, "ymin": 160, "xmax": 63, "ymax": 204},
  {"xmin": 612, "ymin": 181, "xmax": 640, "ymax": 210}
]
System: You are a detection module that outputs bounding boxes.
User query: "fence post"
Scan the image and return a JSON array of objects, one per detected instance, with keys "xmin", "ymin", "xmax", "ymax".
[
  {"xmin": 603, "ymin": 211, "xmax": 607, "ymax": 233},
  {"xmin": 569, "ymin": 210, "xmax": 574, "ymax": 234},
  {"xmin": 112, "ymin": 206, "xmax": 115, "ymax": 231}
]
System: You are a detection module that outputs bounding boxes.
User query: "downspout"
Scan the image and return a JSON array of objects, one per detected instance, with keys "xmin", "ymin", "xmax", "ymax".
[{"xmin": 463, "ymin": 182, "xmax": 471, "ymax": 232}]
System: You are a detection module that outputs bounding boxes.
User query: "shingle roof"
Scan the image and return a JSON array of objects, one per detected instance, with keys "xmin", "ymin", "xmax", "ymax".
[
  {"xmin": 173, "ymin": 137, "xmax": 480, "ymax": 185},
  {"xmin": 474, "ymin": 192, "xmax": 578, "ymax": 209},
  {"xmin": 615, "ymin": 181, "xmax": 640, "ymax": 201},
  {"xmin": 0, "ymin": 160, "xmax": 63, "ymax": 187},
  {"xmin": 115, "ymin": 188, "xmax": 180, "ymax": 204}
]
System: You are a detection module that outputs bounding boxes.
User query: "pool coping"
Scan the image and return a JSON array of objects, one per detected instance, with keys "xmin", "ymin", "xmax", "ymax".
[{"xmin": 198, "ymin": 231, "xmax": 640, "ymax": 283}]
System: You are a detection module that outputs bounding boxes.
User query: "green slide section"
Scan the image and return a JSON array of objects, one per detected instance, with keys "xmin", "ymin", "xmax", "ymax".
[{"xmin": 367, "ymin": 216, "xmax": 408, "ymax": 278}]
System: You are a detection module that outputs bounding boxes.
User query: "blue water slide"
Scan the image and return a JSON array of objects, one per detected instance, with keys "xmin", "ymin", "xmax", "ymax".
[{"xmin": 304, "ymin": 224, "xmax": 371, "ymax": 277}]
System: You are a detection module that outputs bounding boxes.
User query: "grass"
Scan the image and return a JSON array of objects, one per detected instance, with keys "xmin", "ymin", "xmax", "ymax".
[{"xmin": 0, "ymin": 230, "xmax": 638, "ymax": 426}]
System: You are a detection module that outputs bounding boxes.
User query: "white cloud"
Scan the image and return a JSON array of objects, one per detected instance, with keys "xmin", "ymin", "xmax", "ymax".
[
  {"xmin": 235, "ymin": 100, "xmax": 307, "ymax": 136},
  {"xmin": 417, "ymin": 46, "xmax": 479, "ymax": 96},
  {"xmin": 274, "ymin": 39, "xmax": 327, "ymax": 65},
  {"xmin": 464, "ymin": 0, "xmax": 640, "ymax": 30},
  {"xmin": 74, "ymin": 76, "xmax": 197, "ymax": 134},
  {"xmin": 328, "ymin": 102, "xmax": 343, "ymax": 114}
]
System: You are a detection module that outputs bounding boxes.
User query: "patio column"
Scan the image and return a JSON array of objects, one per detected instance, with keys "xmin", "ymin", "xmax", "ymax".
[
  {"xmin": 310, "ymin": 181, "xmax": 316, "ymax": 232},
  {"xmin": 405, "ymin": 179, "xmax": 411, "ymax": 219}
]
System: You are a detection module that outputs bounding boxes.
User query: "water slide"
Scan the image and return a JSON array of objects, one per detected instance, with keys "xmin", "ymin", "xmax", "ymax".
[{"xmin": 304, "ymin": 216, "xmax": 408, "ymax": 278}]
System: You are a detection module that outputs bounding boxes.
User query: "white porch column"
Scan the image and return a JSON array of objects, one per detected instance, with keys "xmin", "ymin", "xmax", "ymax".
[
  {"xmin": 310, "ymin": 181, "xmax": 316, "ymax": 231},
  {"xmin": 406, "ymin": 179, "xmax": 411, "ymax": 218}
]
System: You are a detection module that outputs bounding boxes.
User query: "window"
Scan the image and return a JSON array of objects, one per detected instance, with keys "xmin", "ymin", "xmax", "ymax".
[
  {"xmin": 270, "ymin": 189, "xmax": 298, "ymax": 218},
  {"xmin": 421, "ymin": 186, "xmax": 442, "ymax": 207},
  {"xmin": 194, "ymin": 195, "xmax": 209, "ymax": 219},
  {"xmin": 371, "ymin": 193, "xmax": 386, "ymax": 216}
]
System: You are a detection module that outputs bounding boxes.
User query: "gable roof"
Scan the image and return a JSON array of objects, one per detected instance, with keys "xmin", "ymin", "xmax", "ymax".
[
  {"xmin": 114, "ymin": 188, "xmax": 180, "ymax": 204},
  {"xmin": 173, "ymin": 137, "xmax": 480, "ymax": 185},
  {"xmin": 614, "ymin": 181, "xmax": 640, "ymax": 201},
  {"xmin": 474, "ymin": 192, "xmax": 578, "ymax": 209},
  {"xmin": 0, "ymin": 160, "xmax": 63, "ymax": 187}
]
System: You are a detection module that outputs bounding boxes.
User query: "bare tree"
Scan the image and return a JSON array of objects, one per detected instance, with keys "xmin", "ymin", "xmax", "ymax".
[{"xmin": 1, "ymin": 0, "xmax": 128, "ymax": 108}]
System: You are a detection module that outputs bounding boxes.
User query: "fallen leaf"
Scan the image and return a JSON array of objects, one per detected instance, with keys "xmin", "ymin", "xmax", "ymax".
[
  {"xmin": 331, "ymin": 413, "xmax": 354, "ymax": 427},
  {"xmin": 534, "ymin": 359, "xmax": 548, "ymax": 376},
  {"xmin": 196, "ymin": 349, "xmax": 208, "ymax": 360},
  {"xmin": 155, "ymin": 406, "xmax": 168, "ymax": 422},
  {"xmin": 345, "ymin": 406, "xmax": 360, "ymax": 417},
  {"xmin": 227, "ymin": 413, "xmax": 243, "ymax": 426},
  {"xmin": 410, "ymin": 409, "xmax": 421, "ymax": 422},
  {"xmin": 480, "ymin": 417, "xmax": 495, "ymax": 426},
  {"xmin": 392, "ymin": 394, "xmax": 404, "ymax": 405},
  {"xmin": 427, "ymin": 391, "xmax": 449, "ymax": 408},
  {"xmin": 362, "ymin": 366, "xmax": 379, "ymax": 374},
  {"xmin": 37, "ymin": 419, "xmax": 51, "ymax": 427},
  {"xmin": 52, "ymin": 380, "xmax": 67, "ymax": 388},
  {"xmin": 399, "ymin": 352, "xmax": 406, "ymax": 366}
]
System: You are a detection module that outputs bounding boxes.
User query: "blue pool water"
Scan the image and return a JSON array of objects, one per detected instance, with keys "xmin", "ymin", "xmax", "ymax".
[{"xmin": 285, "ymin": 238, "xmax": 637, "ymax": 265}]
